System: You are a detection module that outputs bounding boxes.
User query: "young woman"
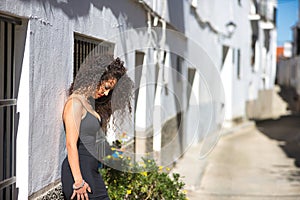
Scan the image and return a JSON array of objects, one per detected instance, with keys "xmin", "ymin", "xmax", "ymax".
[{"xmin": 61, "ymin": 55, "xmax": 133, "ymax": 200}]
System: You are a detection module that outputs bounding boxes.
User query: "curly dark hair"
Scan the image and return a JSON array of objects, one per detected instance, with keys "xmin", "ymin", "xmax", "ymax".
[
  {"xmin": 95, "ymin": 57, "xmax": 134, "ymax": 132},
  {"xmin": 69, "ymin": 55, "xmax": 134, "ymax": 133}
]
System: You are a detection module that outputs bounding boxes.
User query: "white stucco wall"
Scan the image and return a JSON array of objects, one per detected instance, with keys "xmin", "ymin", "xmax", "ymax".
[
  {"xmin": 185, "ymin": 0, "xmax": 252, "ymax": 121},
  {"xmin": 188, "ymin": 0, "xmax": 276, "ymax": 121}
]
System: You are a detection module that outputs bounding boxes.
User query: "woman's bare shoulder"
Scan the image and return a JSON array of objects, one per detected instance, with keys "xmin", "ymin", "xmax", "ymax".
[{"xmin": 63, "ymin": 96, "xmax": 84, "ymax": 117}]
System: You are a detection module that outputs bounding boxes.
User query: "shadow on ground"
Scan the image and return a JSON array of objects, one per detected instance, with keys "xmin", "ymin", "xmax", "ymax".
[{"xmin": 256, "ymin": 115, "xmax": 300, "ymax": 168}]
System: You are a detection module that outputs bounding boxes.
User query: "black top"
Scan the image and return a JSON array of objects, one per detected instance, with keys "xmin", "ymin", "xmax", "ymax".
[{"xmin": 61, "ymin": 111, "xmax": 110, "ymax": 200}]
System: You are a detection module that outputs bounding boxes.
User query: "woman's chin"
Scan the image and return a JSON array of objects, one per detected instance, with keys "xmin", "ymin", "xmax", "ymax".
[{"xmin": 95, "ymin": 94, "xmax": 103, "ymax": 99}]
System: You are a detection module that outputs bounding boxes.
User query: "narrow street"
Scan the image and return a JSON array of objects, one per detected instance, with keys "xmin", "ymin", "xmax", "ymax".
[{"xmin": 175, "ymin": 116, "xmax": 300, "ymax": 200}]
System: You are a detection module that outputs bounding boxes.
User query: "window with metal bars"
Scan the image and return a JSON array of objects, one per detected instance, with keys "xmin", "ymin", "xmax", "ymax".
[
  {"xmin": 0, "ymin": 13, "xmax": 22, "ymax": 200},
  {"xmin": 73, "ymin": 34, "xmax": 115, "ymax": 79}
]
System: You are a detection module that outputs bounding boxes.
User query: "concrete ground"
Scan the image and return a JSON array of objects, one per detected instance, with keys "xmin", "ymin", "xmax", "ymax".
[{"xmin": 172, "ymin": 117, "xmax": 300, "ymax": 200}]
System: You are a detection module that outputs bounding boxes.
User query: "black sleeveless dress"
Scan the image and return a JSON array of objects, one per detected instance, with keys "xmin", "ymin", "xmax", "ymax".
[{"xmin": 61, "ymin": 111, "xmax": 110, "ymax": 200}]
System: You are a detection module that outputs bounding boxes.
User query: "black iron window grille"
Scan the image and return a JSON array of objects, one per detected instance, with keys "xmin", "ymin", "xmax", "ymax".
[
  {"xmin": 0, "ymin": 13, "xmax": 22, "ymax": 200},
  {"xmin": 73, "ymin": 34, "xmax": 114, "ymax": 79}
]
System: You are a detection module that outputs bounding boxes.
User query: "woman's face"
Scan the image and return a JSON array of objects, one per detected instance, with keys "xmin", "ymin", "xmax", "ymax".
[{"xmin": 94, "ymin": 78, "xmax": 117, "ymax": 99}]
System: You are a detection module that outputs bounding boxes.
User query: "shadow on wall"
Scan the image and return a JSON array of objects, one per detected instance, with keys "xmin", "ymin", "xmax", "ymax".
[
  {"xmin": 256, "ymin": 115, "xmax": 300, "ymax": 168},
  {"xmin": 278, "ymin": 85, "xmax": 300, "ymax": 114},
  {"xmin": 19, "ymin": 0, "xmax": 146, "ymax": 27}
]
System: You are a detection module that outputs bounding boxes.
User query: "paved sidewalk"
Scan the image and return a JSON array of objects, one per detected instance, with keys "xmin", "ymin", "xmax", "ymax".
[{"xmin": 171, "ymin": 121, "xmax": 300, "ymax": 200}]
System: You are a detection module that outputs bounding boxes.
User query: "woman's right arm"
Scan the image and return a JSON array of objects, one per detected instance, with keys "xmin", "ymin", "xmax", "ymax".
[
  {"xmin": 63, "ymin": 98, "xmax": 91, "ymax": 199},
  {"xmin": 63, "ymin": 98, "xmax": 84, "ymax": 184}
]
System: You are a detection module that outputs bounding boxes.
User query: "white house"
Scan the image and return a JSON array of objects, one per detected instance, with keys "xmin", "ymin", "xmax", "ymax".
[{"xmin": 0, "ymin": 0, "xmax": 277, "ymax": 199}]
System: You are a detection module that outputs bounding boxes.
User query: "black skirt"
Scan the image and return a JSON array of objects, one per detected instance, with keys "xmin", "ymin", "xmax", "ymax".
[{"xmin": 61, "ymin": 154, "xmax": 110, "ymax": 200}]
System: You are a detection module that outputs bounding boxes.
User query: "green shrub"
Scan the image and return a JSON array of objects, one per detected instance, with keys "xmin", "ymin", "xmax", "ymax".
[{"xmin": 99, "ymin": 157, "xmax": 187, "ymax": 200}]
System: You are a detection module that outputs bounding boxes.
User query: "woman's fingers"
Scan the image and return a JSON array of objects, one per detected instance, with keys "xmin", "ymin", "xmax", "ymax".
[
  {"xmin": 70, "ymin": 182, "xmax": 91, "ymax": 200},
  {"xmin": 86, "ymin": 183, "xmax": 92, "ymax": 193},
  {"xmin": 84, "ymin": 192, "xmax": 89, "ymax": 200},
  {"xmin": 71, "ymin": 191, "xmax": 76, "ymax": 199}
]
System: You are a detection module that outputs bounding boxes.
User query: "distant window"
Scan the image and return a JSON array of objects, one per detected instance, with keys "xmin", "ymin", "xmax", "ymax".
[
  {"xmin": 251, "ymin": 34, "xmax": 257, "ymax": 68},
  {"xmin": 73, "ymin": 34, "xmax": 114, "ymax": 79},
  {"xmin": 264, "ymin": 30, "xmax": 270, "ymax": 53},
  {"xmin": 250, "ymin": 20, "xmax": 258, "ymax": 71},
  {"xmin": 176, "ymin": 55, "xmax": 183, "ymax": 81},
  {"xmin": 161, "ymin": 51, "xmax": 167, "ymax": 84},
  {"xmin": 237, "ymin": 49, "xmax": 241, "ymax": 79},
  {"xmin": 238, "ymin": 0, "xmax": 242, "ymax": 6},
  {"xmin": 273, "ymin": 7, "xmax": 277, "ymax": 24},
  {"xmin": 187, "ymin": 68, "xmax": 196, "ymax": 106},
  {"xmin": 222, "ymin": 45, "xmax": 229, "ymax": 70}
]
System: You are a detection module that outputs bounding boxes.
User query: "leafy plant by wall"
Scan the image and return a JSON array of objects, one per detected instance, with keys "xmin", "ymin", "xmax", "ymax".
[{"xmin": 99, "ymin": 156, "xmax": 187, "ymax": 200}]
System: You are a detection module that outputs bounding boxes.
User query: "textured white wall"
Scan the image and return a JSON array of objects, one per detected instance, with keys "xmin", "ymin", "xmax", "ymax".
[{"xmin": 184, "ymin": 0, "xmax": 251, "ymax": 122}]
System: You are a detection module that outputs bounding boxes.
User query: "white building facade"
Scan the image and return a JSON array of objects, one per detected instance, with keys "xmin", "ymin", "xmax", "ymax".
[{"xmin": 0, "ymin": 0, "xmax": 277, "ymax": 199}]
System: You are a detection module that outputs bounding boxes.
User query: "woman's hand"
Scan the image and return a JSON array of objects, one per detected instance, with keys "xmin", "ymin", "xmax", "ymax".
[{"xmin": 71, "ymin": 181, "xmax": 92, "ymax": 200}]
